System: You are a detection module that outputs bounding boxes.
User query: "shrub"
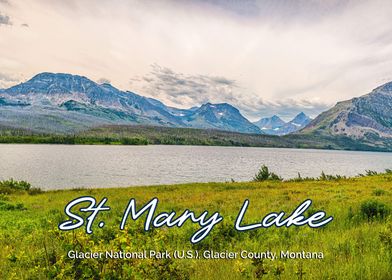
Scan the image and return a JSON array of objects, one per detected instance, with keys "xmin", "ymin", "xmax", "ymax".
[
  {"xmin": 0, "ymin": 179, "xmax": 41, "ymax": 195},
  {"xmin": 365, "ymin": 170, "xmax": 378, "ymax": 176},
  {"xmin": 28, "ymin": 187, "xmax": 44, "ymax": 195},
  {"xmin": 0, "ymin": 179, "xmax": 31, "ymax": 191},
  {"xmin": 360, "ymin": 200, "xmax": 390, "ymax": 220},
  {"xmin": 0, "ymin": 201, "xmax": 25, "ymax": 211},
  {"xmin": 286, "ymin": 173, "xmax": 316, "ymax": 182},
  {"xmin": 372, "ymin": 189, "xmax": 387, "ymax": 196},
  {"xmin": 319, "ymin": 171, "xmax": 346, "ymax": 181},
  {"xmin": 253, "ymin": 165, "xmax": 282, "ymax": 182}
]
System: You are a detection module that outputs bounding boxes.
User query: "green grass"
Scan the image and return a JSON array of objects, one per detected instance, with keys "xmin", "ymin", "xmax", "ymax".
[{"xmin": 0, "ymin": 173, "xmax": 391, "ymax": 279}]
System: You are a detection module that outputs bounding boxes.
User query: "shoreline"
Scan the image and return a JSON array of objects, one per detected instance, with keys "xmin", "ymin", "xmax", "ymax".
[
  {"xmin": 1, "ymin": 124, "xmax": 391, "ymax": 152},
  {"xmin": 0, "ymin": 137, "xmax": 391, "ymax": 153}
]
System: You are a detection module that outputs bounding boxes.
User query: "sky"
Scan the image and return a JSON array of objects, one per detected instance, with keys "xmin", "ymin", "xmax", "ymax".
[{"xmin": 1, "ymin": 0, "xmax": 392, "ymax": 121}]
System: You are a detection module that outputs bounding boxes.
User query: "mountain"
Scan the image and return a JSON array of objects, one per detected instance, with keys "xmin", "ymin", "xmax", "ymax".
[
  {"xmin": 0, "ymin": 72, "xmax": 261, "ymax": 134},
  {"xmin": 301, "ymin": 81, "xmax": 392, "ymax": 147},
  {"xmin": 254, "ymin": 115, "xmax": 285, "ymax": 131},
  {"xmin": 253, "ymin": 112, "xmax": 312, "ymax": 135},
  {"xmin": 290, "ymin": 112, "xmax": 312, "ymax": 127},
  {"xmin": 275, "ymin": 112, "xmax": 312, "ymax": 135},
  {"xmin": 184, "ymin": 103, "xmax": 261, "ymax": 134},
  {"xmin": 3, "ymin": 72, "xmax": 183, "ymax": 123}
]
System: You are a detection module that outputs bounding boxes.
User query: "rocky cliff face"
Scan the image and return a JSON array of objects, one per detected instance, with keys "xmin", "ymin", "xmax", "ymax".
[{"xmin": 302, "ymin": 81, "xmax": 392, "ymax": 140}]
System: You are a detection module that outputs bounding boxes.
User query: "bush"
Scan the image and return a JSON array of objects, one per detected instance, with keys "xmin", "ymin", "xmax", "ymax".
[
  {"xmin": 0, "ymin": 201, "xmax": 25, "ymax": 211},
  {"xmin": 253, "ymin": 165, "xmax": 282, "ymax": 182},
  {"xmin": 0, "ymin": 179, "xmax": 31, "ymax": 190},
  {"xmin": 28, "ymin": 187, "xmax": 44, "ymax": 195},
  {"xmin": 0, "ymin": 179, "xmax": 41, "ymax": 195},
  {"xmin": 286, "ymin": 173, "xmax": 316, "ymax": 182},
  {"xmin": 319, "ymin": 171, "xmax": 346, "ymax": 181},
  {"xmin": 360, "ymin": 200, "xmax": 390, "ymax": 220},
  {"xmin": 365, "ymin": 170, "xmax": 378, "ymax": 176},
  {"xmin": 372, "ymin": 189, "xmax": 387, "ymax": 196}
]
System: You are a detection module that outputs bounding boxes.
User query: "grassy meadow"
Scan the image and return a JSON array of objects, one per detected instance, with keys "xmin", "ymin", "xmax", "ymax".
[{"xmin": 0, "ymin": 172, "xmax": 391, "ymax": 279}]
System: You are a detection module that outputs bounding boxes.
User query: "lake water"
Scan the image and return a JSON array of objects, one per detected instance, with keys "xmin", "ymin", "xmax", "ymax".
[{"xmin": 0, "ymin": 144, "xmax": 391, "ymax": 190}]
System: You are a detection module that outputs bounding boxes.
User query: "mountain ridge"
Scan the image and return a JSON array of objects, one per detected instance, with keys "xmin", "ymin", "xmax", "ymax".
[
  {"xmin": 300, "ymin": 81, "xmax": 392, "ymax": 149},
  {"xmin": 2, "ymin": 72, "xmax": 392, "ymax": 152},
  {"xmin": 253, "ymin": 112, "xmax": 312, "ymax": 135},
  {"xmin": 0, "ymin": 72, "xmax": 261, "ymax": 134}
]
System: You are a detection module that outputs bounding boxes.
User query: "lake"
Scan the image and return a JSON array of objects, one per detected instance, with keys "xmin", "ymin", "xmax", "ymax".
[{"xmin": 0, "ymin": 144, "xmax": 391, "ymax": 190}]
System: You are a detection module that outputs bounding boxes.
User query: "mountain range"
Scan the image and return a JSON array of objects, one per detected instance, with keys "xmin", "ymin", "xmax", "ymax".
[
  {"xmin": 1, "ymin": 72, "xmax": 392, "ymax": 151},
  {"xmin": 0, "ymin": 73, "xmax": 261, "ymax": 134},
  {"xmin": 253, "ymin": 112, "xmax": 312, "ymax": 135}
]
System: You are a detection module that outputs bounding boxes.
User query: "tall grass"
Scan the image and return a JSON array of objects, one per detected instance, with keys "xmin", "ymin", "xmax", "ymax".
[{"xmin": 0, "ymin": 172, "xmax": 391, "ymax": 279}]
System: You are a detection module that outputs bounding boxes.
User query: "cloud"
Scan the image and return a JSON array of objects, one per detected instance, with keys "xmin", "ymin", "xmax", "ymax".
[
  {"xmin": 0, "ymin": 73, "xmax": 19, "ymax": 89},
  {"xmin": 0, "ymin": 73, "xmax": 18, "ymax": 82},
  {"xmin": 1, "ymin": 0, "xmax": 392, "ymax": 120},
  {"xmin": 247, "ymin": 99, "xmax": 331, "ymax": 121},
  {"xmin": 137, "ymin": 64, "xmax": 331, "ymax": 120},
  {"xmin": 188, "ymin": 0, "xmax": 352, "ymax": 21},
  {"xmin": 195, "ymin": 0, "xmax": 260, "ymax": 17},
  {"xmin": 0, "ymin": 13, "xmax": 11, "ymax": 25},
  {"xmin": 139, "ymin": 64, "xmax": 238, "ymax": 105}
]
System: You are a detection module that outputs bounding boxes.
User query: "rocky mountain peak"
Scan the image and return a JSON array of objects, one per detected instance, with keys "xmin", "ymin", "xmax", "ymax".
[
  {"xmin": 0, "ymin": 72, "xmax": 262, "ymax": 134},
  {"xmin": 291, "ymin": 112, "xmax": 311, "ymax": 125}
]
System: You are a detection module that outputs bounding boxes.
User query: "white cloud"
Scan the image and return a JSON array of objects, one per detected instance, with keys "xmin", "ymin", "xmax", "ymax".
[
  {"xmin": 0, "ymin": 72, "xmax": 19, "ymax": 88},
  {"xmin": 136, "ymin": 64, "xmax": 329, "ymax": 120},
  {"xmin": 0, "ymin": 0, "xmax": 392, "ymax": 119}
]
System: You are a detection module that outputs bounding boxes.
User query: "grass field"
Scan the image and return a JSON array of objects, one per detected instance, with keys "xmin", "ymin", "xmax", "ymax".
[{"xmin": 0, "ymin": 172, "xmax": 391, "ymax": 279}]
